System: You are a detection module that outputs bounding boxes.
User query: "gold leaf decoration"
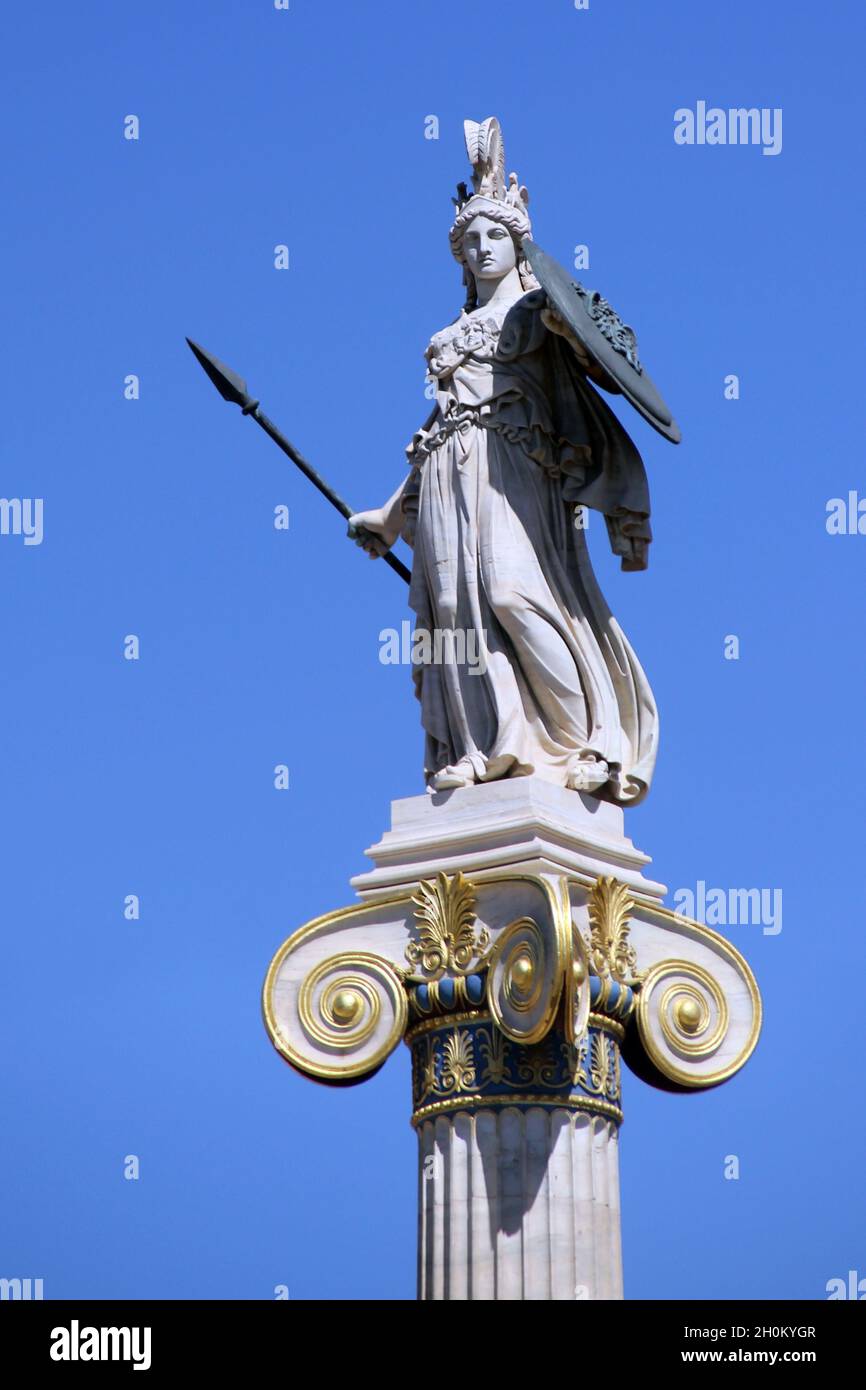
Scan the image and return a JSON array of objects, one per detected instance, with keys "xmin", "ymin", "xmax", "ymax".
[
  {"xmin": 477, "ymin": 1027, "xmax": 509, "ymax": 1086},
  {"xmin": 587, "ymin": 876, "xmax": 641, "ymax": 985},
  {"xmin": 561, "ymin": 1034, "xmax": 588, "ymax": 1086},
  {"xmin": 514, "ymin": 1040, "xmax": 560, "ymax": 1089},
  {"xmin": 406, "ymin": 871, "xmax": 491, "ymax": 979},
  {"xmin": 587, "ymin": 1032, "xmax": 611, "ymax": 1096},
  {"xmin": 439, "ymin": 1029, "xmax": 476, "ymax": 1094}
]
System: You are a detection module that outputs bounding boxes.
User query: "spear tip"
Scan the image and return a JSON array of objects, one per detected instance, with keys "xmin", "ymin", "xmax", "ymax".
[{"xmin": 186, "ymin": 337, "xmax": 250, "ymax": 408}]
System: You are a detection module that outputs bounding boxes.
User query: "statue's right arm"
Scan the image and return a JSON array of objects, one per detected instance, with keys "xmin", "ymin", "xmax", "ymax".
[
  {"xmin": 349, "ymin": 405, "xmax": 438, "ymax": 556},
  {"xmin": 348, "ymin": 475, "xmax": 412, "ymax": 557}
]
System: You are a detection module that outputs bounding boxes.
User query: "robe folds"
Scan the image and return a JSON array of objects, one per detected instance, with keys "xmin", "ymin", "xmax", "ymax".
[{"xmin": 401, "ymin": 289, "xmax": 658, "ymax": 804}]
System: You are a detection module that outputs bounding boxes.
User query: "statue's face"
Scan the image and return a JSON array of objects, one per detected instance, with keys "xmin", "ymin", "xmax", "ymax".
[{"xmin": 461, "ymin": 214, "xmax": 517, "ymax": 282}]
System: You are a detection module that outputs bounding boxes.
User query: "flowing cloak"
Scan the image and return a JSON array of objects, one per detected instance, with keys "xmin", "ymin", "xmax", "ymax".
[{"xmin": 400, "ymin": 288, "xmax": 659, "ymax": 805}]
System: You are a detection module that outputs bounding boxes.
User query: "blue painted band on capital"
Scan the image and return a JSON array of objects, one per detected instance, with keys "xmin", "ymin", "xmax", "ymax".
[
  {"xmin": 413, "ymin": 973, "xmax": 485, "ymax": 1015},
  {"xmin": 589, "ymin": 974, "xmax": 635, "ymax": 1020},
  {"xmin": 410, "ymin": 1014, "xmax": 623, "ymax": 1122}
]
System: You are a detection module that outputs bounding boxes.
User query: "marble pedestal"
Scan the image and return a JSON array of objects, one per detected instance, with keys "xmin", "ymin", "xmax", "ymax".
[
  {"xmin": 263, "ymin": 778, "xmax": 761, "ymax": 1301},
  {"xmin": 351, "ymin": 777, "xmax": 666, "ymax": 902}
]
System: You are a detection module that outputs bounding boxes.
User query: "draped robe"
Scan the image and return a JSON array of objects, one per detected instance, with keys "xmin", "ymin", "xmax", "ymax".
[{"xmin": 401, "ymin": 289, "xmax": 658, "ymax": 805}]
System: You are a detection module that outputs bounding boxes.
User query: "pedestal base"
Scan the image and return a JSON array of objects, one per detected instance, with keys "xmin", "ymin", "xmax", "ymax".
[{"xmin": 352, "ymin": 778, "xmax": 666, "ymax": 902}]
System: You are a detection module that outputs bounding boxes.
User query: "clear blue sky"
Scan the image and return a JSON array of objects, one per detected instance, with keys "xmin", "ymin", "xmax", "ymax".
[{"xmin": 1, "ymin": 0, "xmax": 864, "ymax": 1300}]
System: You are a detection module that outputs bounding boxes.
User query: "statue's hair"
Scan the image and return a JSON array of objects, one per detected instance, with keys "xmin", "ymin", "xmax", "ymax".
[{"xmin": 449, "ymin": 195, "xmax": 538, "ymax": 311}]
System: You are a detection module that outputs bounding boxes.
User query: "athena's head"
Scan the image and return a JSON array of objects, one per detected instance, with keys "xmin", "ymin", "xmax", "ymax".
[{"xmin": 449, "ymin": 120, "xmax": 537, "ymax": 309}]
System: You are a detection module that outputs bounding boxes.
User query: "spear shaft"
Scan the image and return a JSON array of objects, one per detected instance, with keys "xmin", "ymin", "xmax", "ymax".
[{"xmin": 186, "ymin": 338, "xmax": 411, "ymax": 585}]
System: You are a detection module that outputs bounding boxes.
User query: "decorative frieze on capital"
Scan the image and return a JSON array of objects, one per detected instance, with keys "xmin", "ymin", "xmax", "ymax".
[{"xmin": 407, "ymin": 1012, "xmax": 624, "ymax": 1127}]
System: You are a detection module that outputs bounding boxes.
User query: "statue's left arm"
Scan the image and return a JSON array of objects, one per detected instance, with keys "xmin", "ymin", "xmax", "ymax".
[
  {"xmin": 499, "ymin": 293, "xmax": 652, "ymax": 573},
  {"xmin": 541, "ymin": 304, "xmax": 620, "ymax": 394}
]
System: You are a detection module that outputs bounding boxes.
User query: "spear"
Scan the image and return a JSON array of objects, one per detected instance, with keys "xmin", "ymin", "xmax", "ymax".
[{"xmin": 185, "ymin": 338, "xmax": 411, "ymax": 585}]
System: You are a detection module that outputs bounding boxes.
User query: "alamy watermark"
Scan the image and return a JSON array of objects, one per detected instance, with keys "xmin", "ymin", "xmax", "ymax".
[
  {"xmin": 826, "ymin": 491, "xmax": 866, "ymax": 535},
  {"xmin": 0, "ymin": 497, "xmax": 43, "ymax": 545},
  {"xmin": 673, "ymin": 880, "xmax": 782, "ymax": 936},
  {"xmin": 826, "ymin": 1270, "xmax": 865, "ymax": 1299},
  {"xmin": 379, "ymin": 621, "xmax": 487, "ymax": 676},
  {"xmin": 674, "ymin": 102, "xmax": 782, "ymax": 157},
  {"xmin": 1, "ymin": 1277, "xmax": 43, "ymax": 1300},
  {"xmin": 50, "ymin": 1322, "xmax": 151, "ymax": 1370}
]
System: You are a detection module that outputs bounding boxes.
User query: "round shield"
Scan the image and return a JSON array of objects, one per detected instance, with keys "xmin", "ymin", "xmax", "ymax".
[{"xmin": 523, "ymin": 239, "xmax": 681, "ymax": 444}]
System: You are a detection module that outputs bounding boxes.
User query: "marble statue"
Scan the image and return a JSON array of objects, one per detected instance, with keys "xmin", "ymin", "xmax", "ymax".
[{"xmin": 350, "ymin": 118, "xmax": 660, "ymax": 804}]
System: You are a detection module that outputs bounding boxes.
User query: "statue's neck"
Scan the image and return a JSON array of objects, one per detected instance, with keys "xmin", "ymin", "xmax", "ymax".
[{"xmin": 474, "ymin": 266, "xmax": 524, "ymax": 309}]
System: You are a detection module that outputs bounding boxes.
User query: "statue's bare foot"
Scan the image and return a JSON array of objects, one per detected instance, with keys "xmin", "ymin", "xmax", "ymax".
[
  {"xmin": 565, "ymin": 756, "xmax": 610, "ymax": 793},
  {"xmin": 430, "ymin": 757, "xmax": 478, "ymax": 791}
]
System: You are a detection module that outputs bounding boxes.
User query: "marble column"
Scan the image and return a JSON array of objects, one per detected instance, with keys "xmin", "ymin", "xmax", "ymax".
[{"xmin": 409, "ymin": 1009, "xmax": 626, "ymax": 1300}]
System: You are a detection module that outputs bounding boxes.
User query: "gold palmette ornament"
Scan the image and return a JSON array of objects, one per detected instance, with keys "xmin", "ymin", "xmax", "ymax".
[
  {"xmin": 405, "ymin": 871, "xmax": 490, "ymax": 979},
  {"xmin": 587, "ymin": 876, "xmax": 642, "ymax": 985}
]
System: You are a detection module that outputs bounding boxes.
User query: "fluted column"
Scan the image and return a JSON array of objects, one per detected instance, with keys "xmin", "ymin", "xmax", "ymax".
[{"xmin": 409, "ymin": 1010, "xmax": 625, "ymax": 1300}]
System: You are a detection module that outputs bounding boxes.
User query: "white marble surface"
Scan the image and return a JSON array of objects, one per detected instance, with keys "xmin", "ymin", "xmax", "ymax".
[
  {"xmin": 417, "ymin": 1108, "xmax": 623, "ymax": 1300},
  {"xmin": 352, "ymin": 775, "xmax": 667, "ymax": 900}
]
